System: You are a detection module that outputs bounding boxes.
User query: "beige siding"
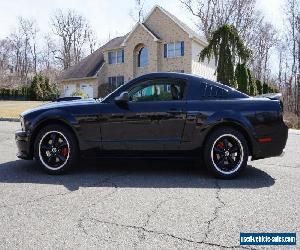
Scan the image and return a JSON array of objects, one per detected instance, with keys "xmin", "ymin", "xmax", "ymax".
[
  {"xmin": 144, "ymin": 7, "xmax": 192, "ymax": 73},
  {"xmin": 103, "ymin": 50, "xmax": 125, "ymax": 82},
  {"xmin": 191, "ymin": 41, "xmax": 216, "ymax": 80}
]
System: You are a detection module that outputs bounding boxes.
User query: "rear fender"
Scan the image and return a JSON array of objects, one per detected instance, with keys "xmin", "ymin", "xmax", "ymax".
[{"xmin": 200, "ymin": 110, "xmax": 256, "ymax": 153}]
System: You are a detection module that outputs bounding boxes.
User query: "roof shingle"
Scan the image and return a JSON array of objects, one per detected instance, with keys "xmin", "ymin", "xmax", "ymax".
[{"xmin": 58, "ymin": 35, "xmax": 126, "ymax": 81}]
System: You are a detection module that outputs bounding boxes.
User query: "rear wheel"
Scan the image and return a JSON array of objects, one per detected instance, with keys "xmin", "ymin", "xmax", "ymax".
[
  {"xmin": 203, "ymin": 127, "xmax": 249, "ymax": 179},
  {"xmin": 34, "ymin": 124, "xmax": 78, "ymax": 174}
]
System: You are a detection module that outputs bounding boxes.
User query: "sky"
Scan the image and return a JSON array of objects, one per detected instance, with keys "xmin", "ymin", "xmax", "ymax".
[{"xmin": 0, "ymin": 0, "xmax": 284, "ymax": 43}]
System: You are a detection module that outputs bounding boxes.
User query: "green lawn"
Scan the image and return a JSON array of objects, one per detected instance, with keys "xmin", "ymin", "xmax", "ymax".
[{"xmin": 0, "ymin": 101, "xmax": 47, "ymax": 119}]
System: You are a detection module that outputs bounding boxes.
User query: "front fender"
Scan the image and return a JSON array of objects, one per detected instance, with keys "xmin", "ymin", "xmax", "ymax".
[{"xmin": 28, "ymin": 109, "xmax": 79, "ymax": 134}]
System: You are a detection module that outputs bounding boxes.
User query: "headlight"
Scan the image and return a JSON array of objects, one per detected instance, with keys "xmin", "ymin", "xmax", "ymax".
[{"xmin": 20, "ymin": 116, "xmax": 25, "ymax": 131}]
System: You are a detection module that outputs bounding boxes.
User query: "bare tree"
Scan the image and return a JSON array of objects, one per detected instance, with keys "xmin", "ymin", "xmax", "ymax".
[
  {"xmin": 282, "ymin": 0, "xmax": 300, "ymax": 114},
  {"xmin": 247, "ymin": 17, "xmax": 277, "ymax": 83},
  {"xmin": 86, "ymin": 27, "xmax": 99, "ymax": 54},
  {"xmin": 181, "ymin": 0, "xmax": 256, "ymax": 40},
  {"xmin": 51, "ymin": 9, "xmax": 92, "ymax": 69},
  {"xmin": 130, "ymin": 0, "xmax": 146, "ymax": 23}
]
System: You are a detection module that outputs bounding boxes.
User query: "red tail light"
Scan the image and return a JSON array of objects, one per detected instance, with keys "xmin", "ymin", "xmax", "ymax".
[{"xmin": 258, "ymin": 137, "xmax": 272, "ymax": 143}]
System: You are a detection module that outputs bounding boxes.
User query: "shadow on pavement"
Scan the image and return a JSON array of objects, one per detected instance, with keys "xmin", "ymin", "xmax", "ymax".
[{"xmin": 0, "ymin": 158, "xmax": 275, "ymax": 191}]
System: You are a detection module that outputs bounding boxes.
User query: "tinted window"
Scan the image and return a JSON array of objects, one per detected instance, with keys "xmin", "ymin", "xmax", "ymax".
[
  {"xmin": 188, "ymin": 81, "xmax": 229, "ymax": 100},
  {"xmin": 128, "ymin": 79, "xmax": 185, "ymax": 102}
]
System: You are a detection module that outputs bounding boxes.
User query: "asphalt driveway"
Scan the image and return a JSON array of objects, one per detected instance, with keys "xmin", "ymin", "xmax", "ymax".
[{"xmin": 0, "ymin": 121, "xmax": 299, "ymax": 249}]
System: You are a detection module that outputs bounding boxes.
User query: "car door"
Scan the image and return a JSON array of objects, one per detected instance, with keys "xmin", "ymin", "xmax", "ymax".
[{"xmin": 100, "ymin": 78, "xmax": 187, "ymax": 151}]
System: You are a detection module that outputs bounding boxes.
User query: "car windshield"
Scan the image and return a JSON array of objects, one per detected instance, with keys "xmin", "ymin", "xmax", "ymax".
[{"xmin": 100, "ymin": 84, "xmax": 125, "ymax": 102}]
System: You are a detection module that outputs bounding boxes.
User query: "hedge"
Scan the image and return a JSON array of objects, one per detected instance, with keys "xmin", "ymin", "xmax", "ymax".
[{"xmin": 0, "ymin": 86, "xmax": 31, "ymax": 100}]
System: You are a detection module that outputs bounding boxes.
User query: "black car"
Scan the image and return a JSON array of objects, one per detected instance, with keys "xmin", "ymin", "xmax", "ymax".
[{"xmin": 15, "ymin": 72, "xmax": 288, "ymax": 178}]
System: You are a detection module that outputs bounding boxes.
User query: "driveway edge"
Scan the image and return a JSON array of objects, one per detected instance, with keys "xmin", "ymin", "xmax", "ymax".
[{"xmin": 0, "ymin": 118, "xmax": 20, "ymax": 122}]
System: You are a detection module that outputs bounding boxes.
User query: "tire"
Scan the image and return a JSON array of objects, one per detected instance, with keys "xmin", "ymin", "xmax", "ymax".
[
  {"xmin": 34, "ymin": 124, "xmax": 79, "ymax": 174},
  {"xmin": 203, "ymin": 127, "xmax": 249, "ymax": 179}
]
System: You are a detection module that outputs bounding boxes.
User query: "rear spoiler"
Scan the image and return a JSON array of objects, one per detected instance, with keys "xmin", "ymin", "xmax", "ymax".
[
  {"xmin": 255, "ymin": 93, "xmax": 283, "ymax": 110},
  {"xmin": 55, "ymin": 96, "xmax": 82, "ymax": 102},
  {"xmin": 255, "ymin": 93, "xmax": 282, "ymax": 100}
]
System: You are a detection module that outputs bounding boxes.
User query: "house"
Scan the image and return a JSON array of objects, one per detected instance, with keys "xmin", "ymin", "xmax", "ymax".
[{"xmin": 58, "ymin": 5, "xmax": 216, "ymax": 98}]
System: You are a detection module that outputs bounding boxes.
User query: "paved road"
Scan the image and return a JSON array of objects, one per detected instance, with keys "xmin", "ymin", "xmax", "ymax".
[{"xmin": 0, "ymin": 121, "xmax": 299, "ymax": 249}]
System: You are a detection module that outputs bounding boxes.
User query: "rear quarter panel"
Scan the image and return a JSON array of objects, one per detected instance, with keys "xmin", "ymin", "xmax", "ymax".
[{"xmin": 182, "ymin": 97, "xmax": 283, "ymax": 153}]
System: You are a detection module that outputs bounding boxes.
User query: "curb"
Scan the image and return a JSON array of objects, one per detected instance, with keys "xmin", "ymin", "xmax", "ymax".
[
  {"xmin": 0, "ymin": 118, "xmax": 20, "ymax": 122},
  {"xmin": 289, "ymin": 129, "xmax": 300, "ymax": 134}
]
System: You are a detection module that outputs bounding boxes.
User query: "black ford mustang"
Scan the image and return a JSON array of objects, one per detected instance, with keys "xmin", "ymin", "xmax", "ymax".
[{"xmin": 15, "ymin": 72, "xmax": 288, "ymax": 178}]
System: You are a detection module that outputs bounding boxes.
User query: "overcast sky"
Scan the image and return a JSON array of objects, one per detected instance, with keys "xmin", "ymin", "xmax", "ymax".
[{"xmin": 0, "ymin": 0, "xmax": 284, "ymax": 43}]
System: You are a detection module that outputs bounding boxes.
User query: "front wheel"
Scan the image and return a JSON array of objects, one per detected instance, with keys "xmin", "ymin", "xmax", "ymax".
[
  {"xmin": 34, "ymin": 124, "xmax": 78, "ymax": 174},
  {"xmin": 203, "ymin": 127, "xmax": 249, "ymax": 179}
]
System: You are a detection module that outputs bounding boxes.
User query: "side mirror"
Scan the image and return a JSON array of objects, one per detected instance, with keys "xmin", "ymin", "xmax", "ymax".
[{"xmin": 115, "ymin": 91, "xmax": 129, "ymax": 104}]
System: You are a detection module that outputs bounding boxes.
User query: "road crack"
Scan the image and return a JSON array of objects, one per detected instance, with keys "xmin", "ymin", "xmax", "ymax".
[
  {"xmin": 0, "ymin": 171, "xmax": 130, "ymax": 210},
  {"xmin": 202, "ymin": 179, "xmax": 226, "ymax": 242},
  {"xmin": 80, "ymin": 217, "xmax": 257, "ymax": 249}
]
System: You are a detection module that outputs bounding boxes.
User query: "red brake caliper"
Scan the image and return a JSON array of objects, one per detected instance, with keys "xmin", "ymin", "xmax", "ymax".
[
  {"xmin": 61, "ymin": 147, "xmax": 69, "ymax": 157},
  {"xmin": 217, "ymin": 141, "xmax": 225, "ymax": 149}
]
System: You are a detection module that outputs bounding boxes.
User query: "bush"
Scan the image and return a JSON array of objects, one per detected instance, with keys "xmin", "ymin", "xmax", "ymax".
[
  {"xmin": 247, "ymin": 69, "xmax": 257, "ymax": 96},
  {"xmin": 256, "ymin": 80, "xmax": 263, "ymax": 95},
  {"xmin": 284, "ymin": 112, "xmax": 300, "ymax": 129},
  {"xmin": 235, "ymin": 63, "xmax": 249, "ymax": 94},
  {"xmin": 0, "ymin": 86, "xmax": 30, "ymax": 100},
  {"xmin": 262, "ymin": 82, "xmax": 269, "ymax": 94},
  {"xmin": 71, "ymin": 89, "xmax": 88, "ymax": 98},
  {"xmin": 29, "ymin": 74, "xmax": 59, "ymax": 101}
]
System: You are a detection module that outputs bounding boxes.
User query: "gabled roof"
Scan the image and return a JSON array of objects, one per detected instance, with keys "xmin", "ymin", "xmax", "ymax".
[
  {"xmin": 144, "ymin": 5, "xmax": 208, "ymax": 46},
  {"xmin": 58, "ymin": 35, "xmax": 126, "ymax": 81},
  {"xmin": 58, "ymin": 5, "xmax": 208, "ymax": 81},
  {"xmin": 121, "ymin": 23, "xmax": 160, "ymax": 46}
]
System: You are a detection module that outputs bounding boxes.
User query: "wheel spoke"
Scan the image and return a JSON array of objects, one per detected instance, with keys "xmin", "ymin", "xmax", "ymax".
[
  {"xmin": 229, "ymin": 146, "xmax": 238, "ymax": 153},
  {"xmin": 57, "ymin": 154, "xmax": 66, "ymax": 162},
  {"xmin": 227, "ymin": 156, "xmax": 234, "ymax": 164},
  {"xmin": 41, "ymin": 144, "xmax": 51, "ymax": 151},
  {"xmin": 47, "ymin": 154, "xmax": 55, "ymax": 164},
  {"xmin": 58, "ymin": 142, "xmax": 67, "ymax": 149},
  {"xmin": 223, "ymin": 138, "xmax": 229, "ymax": 149},
  {"xmin": 216, "ymin": 156, "xmax": 225, "ymax": 165},
  {"xmin": 213, "ymin": 147, "xmax": 223, "ymax": 154},
  {"xmin": 50, "ymin": 133, "xmax": 58, "ymax": 144}
]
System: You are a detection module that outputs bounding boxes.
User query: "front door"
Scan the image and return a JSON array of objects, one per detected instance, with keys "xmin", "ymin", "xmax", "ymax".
[{"xmin": 100, "ymin": 78, "xmax": 187, "ymax": 151}]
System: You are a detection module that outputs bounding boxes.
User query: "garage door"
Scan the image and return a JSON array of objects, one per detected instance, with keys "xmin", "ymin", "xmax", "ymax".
[
  {"xmin": 64, "ymin": 84, "xmax": 76, "ymax": 97},
  {"xmin": 80, "ymin": 84, "xmax": 94, "ymax": 98}
]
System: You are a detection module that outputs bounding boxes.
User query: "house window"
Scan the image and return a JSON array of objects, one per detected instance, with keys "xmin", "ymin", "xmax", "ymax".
[
  {"xmin": 108, "ymin": 76, "xmax": 125, "ymax": 88},
  {"xmin": 108, "ymin": 50, "xmax": 124, "ymax": 64},
  {"xmin": 164, "ymin": 42, "xmax": 184, "ymax": 58},
  {"xmin": 138, "ymin": 47, "xmax": 148, "ymax": 67}
]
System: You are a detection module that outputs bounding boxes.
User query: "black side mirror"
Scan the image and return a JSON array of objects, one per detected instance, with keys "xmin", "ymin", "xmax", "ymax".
[{"xmin": 115, "ymin": 91, "xmax": 129, "ymax": 104}]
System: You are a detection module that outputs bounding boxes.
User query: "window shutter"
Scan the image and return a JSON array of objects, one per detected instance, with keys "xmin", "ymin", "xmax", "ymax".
[
  {"xmin": 181, "ymin": 41, "xmax": 184, "ymax": 56},
  {"xmin": 164, "ymin": 44, "xmax": 167, "ymax": 58},
  {"xmin": 122, "ymin": 50, "xmax": 124, "ymax": 63}
]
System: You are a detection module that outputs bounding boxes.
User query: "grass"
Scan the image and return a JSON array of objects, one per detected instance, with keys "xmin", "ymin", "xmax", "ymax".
[
  {"xmin": 284, "ymin": 112, "xmax": 300, "ymax": 130},
  {"xmin": 0, "ymin": 101, "xmax": 47, "ymax": 119}
]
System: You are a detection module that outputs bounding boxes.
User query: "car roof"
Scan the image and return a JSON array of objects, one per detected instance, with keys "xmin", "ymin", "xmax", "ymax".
[{"xmin": 128, "ymin": 72, "xmax": 233, "ymax": 91}]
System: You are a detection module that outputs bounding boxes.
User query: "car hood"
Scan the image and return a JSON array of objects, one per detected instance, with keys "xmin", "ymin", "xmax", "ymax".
[{"xmin": 21, "ymin": 98, "xmax": 98, "ymax": 116}]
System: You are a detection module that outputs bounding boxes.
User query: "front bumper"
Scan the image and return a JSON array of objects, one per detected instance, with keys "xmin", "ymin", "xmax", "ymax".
[{"xmin": 15, "ymin": 130, "xmax": 33, "ymax": 160}]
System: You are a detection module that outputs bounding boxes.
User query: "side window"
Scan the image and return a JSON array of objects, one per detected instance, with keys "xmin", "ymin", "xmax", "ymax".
[
  {"xmin": 128, "ymin": 79, "xmax": 185, "ymax": 102},
  {"xmin": 188, "ymin": 81, "xmax": 229, "ymax": 100}
]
